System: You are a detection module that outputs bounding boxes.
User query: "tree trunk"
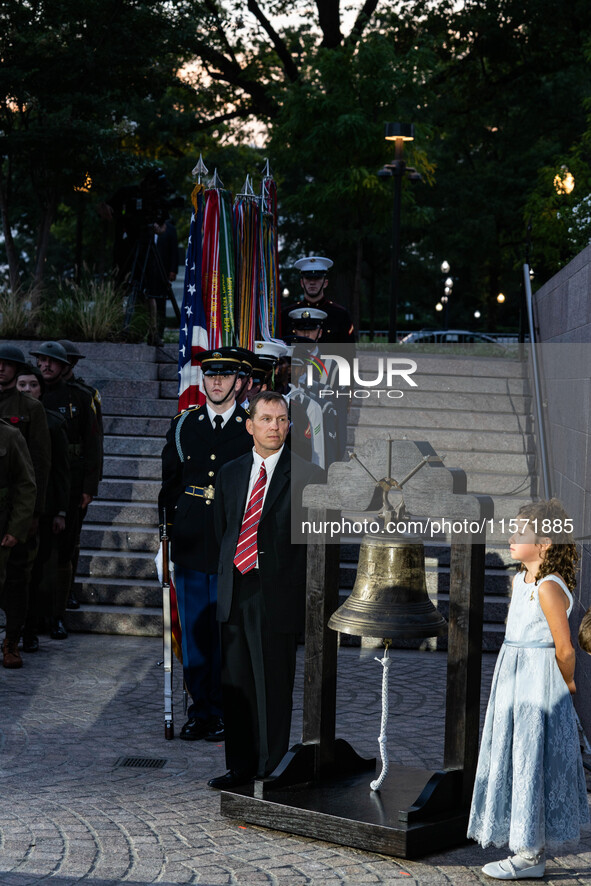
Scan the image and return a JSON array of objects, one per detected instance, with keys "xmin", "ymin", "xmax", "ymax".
[
  {"xmin": 0, "ymin": 170, "xmax": 21, "ymax": 292},
  {"xmin": 33, "ymin": 195, "xmax": 58, "ymax": 293},
  {"xmin": 352, "ymin": 237, "xmax": 363, "ymax": 336}
]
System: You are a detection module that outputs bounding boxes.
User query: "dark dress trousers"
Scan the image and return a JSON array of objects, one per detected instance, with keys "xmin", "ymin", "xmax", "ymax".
[
  {"xmin": 214, "ymin": 446, "xmax": 321, "ymax": 777},
  {"xmin": 159, "ymin": 404, "xmax": 251, "ymax": 720}
]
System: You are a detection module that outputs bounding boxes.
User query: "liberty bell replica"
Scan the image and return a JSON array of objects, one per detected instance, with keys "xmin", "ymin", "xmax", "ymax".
[{"xmin": 328, "ymin": 454, "xmax": 447, "ymax": 641}]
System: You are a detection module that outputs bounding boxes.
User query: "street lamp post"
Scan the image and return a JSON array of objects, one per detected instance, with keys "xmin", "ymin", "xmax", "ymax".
[{"xmin": 379, "ymin": 123, "xmax": 417, "ymax": 344}]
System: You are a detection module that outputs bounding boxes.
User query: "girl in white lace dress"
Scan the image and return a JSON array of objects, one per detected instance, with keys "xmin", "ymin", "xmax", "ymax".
[{"xmin": 468, "ymin": 499, "xmax": 589, "ymax": 880}]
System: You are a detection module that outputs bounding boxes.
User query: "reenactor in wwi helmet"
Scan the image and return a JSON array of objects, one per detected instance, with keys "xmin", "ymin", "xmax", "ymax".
[
  {"xmin": 57, "ymin": 340, "xmax": 104, "ymax": 610},
  {"xmin": 0, "ymin": 419, "xmax": 37, "ymax": 668},
  {"xmin": 0, "ymin": 343, "xmax": 51, "ymax": 664},
  {"xmin": 16, "ymin": 364, "xmax": 70, "ymax": 653},
  {"xmin": 29, "ymin": 341, "xmax": 101, "ymax": 639},
  {"xmin": 282, "ymin": 255, "xmax": 356, "ymax": 343},
  {"xmin": 159, "ymin": 348, "xmax": 252, "ymax": 743}
]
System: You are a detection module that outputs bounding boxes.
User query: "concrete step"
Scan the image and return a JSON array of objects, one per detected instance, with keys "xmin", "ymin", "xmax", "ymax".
[
  {"xmin": 349, "ymin": 426, "xmax": 535, "ymax": 455},
  {"xmin": 97, "ymin": 478, "xmax": 160, "ymax": 502},
  {"xmin": 160, "ymin": 380, "xmax": 180, "ymax": 400},
  {"xmin": 103, "ymin": 416, "xmax": 170, "ymax": 437},
  {"xmin": 78, "ymin": 549, "xmax": 157, "ymax": 580},
  {"xmin": 350, "ymin": 405, "xmax": 530, "ymax": 433},
  {"xmin": 93, "ymin": 379, "xmax": 160, "ymax": 399},
  {"xmin": 102, "ymin": 397, "xmax": 176, "ymax": 419},
  {"xmin": 80, "ymin": 524, "xmax": 159, "ymax": 553},
  {"xmin": 102, "ymin": 455, "xmax": 161, "ymax": 480},
  {"xmin": 104, "ymin": 435, "xmax": 163, "ymax": 457},
  {"xmin": 65, "ymin": 603, "xmax": 161, "ymax": 637},
  {"xmin": 76, "ymin": 576, "xmax": 161, "ymax": 608},
  {"xmin": 87, "ymin": 501, "xmax": 158, "ymax": 525}
]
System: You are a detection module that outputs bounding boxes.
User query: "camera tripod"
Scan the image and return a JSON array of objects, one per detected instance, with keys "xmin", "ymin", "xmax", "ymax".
[{"xmin": 123, "ymin": 223, "xmax": 181, "ymax": 342}]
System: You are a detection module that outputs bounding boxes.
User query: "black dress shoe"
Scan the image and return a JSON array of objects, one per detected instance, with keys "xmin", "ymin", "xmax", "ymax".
[
  {"xmin": 50, "ymin": 620, "xmax": 68, "ymax": 640},
  {"xmin": 179, "ymin": 717, "xmax": 209, "ymax": 741},
  {"xmin": 207, "ymin": 769, "xmax": 254, "ymax": 789},
  {"xmin": 204, "ymin": 716, "xmax": 225, "ymax": 742},
  {"xmin": 66, "ymin": 594, "xmax": 80, "ymax": 610},
  {"xmin": 22, "ymin": 634, "xmax": 39, "ymax": 653}
]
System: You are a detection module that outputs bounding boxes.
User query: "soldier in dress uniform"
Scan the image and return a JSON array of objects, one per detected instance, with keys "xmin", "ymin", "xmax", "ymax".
[
  {"xmin": 281, "ymin": 255, "xmax": 356, "ymax": 343},
  {"xmin": 0, "ymin": 344, "xmax": 51, "ymax": 665},
  {"xmin": 0, "ymin": 419, "xmax": 37, "ymax": 668},
  {"xmin": 57, "ymin": 340, "xmax": 104, "ymax": 610},
  {"xmin": 159, "ymin": 348, "xmax": 252, "ymax": 742},
  {"xmin": 30, "ymin": 341, "xmax": 101, "ymax": 639}
]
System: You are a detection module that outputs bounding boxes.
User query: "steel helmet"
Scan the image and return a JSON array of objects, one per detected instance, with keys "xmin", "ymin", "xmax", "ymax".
[
  {"xmin": 29, "ymin": 341, "xmax": 71, "ymax": 365},
  {"xmin": 0, "ymin": 343, "xmax": 27, "ymax": 366}
]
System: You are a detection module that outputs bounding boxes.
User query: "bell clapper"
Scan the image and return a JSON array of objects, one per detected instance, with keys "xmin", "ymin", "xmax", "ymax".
[{"xmin": 370, "ymin": 639, "xmax": 392, "ymax": 792}]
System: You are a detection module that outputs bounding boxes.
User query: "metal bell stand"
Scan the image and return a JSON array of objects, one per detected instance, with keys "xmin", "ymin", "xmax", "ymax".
[{"xmin": 219, "ymin": 439, "xmax": 493, "ymax": 859}]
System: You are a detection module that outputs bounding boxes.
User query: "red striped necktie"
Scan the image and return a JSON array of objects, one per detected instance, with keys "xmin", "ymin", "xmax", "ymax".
[{"xmin": 233, "ymin": 462, "xmax": 267, "ymax": 574}]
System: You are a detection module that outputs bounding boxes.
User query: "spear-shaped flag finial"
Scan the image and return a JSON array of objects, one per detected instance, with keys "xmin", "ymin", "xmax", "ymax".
[
  {"xmin": 237, "ymin": 173, "xmax": 256, "ymax": 198},
  {"xmin": 261, "ymin": 158, "xmax": 273, "ymax": 178},
  {"xmin": 191, "ymin": 154, "xmax": 209, "ymax": 183},
  {"xmin": 209, "ymin": 168, "xmax": 224, "ymax": 189}
]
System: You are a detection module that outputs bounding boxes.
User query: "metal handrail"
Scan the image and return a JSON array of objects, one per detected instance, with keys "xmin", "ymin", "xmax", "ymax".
[{"xmin": 523, "ymin": 263, "xmax": 552, "ymax": 498}]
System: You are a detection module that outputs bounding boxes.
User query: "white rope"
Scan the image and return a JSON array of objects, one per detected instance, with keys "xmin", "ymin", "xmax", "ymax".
[{"xmin": 370, "ymin": 644, "xmax": 392, "ymax": 791}]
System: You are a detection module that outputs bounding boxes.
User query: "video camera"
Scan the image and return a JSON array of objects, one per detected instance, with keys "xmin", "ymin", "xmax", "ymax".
[{"xmin": 131, "ymin": 168, "xmax": 185, "ymax": 227}]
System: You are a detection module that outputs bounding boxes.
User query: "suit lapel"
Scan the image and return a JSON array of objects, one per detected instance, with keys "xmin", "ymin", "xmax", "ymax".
[
  {"xmin": 261, "ymin": 446, "xmax": 290, "ymax": 520},
  {"xmin": 233, "ymin": 453, "xmax": 253, "ymax": 524}
]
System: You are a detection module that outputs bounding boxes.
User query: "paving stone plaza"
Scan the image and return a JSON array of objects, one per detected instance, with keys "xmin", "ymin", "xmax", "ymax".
[{"xmin": 2, "ymin": 634, "xmax": 591, "ymax": 885}]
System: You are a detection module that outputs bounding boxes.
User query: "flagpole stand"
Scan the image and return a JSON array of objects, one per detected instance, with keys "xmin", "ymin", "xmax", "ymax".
[{"xmin": 219, "ymin": 439, "xmax": 491, "ymax": 859}]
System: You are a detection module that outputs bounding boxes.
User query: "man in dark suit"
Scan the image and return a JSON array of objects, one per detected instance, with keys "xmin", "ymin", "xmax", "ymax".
[
  {"xmin": 208, "ymin": 391, "xmax": 319, "ymax": 789},
  {"xmin": 159, "ymin": 349, "xmax": 252, "ymax": 741}
]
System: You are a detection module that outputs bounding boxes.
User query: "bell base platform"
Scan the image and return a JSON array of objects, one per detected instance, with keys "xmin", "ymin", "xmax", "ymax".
[{"xmin": 219, "ymin": 741, "xmax": 469, "ymax": 859}]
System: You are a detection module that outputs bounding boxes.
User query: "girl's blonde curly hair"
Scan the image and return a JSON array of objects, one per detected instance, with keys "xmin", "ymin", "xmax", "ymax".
[{"xmin": 516, "ymin": 498, "xmax": 579, "ymax": 591}]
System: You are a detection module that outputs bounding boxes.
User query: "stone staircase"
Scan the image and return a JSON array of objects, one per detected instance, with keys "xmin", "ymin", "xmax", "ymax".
[
  {"xmin": 341, "ymin": 348, "xmax": 534, "ymax": 651},
  {"xmin": 44, "ymin": 342, "xmax": 533, "ymax": 653},
  {"xmin": 64, "ymin": 343, "xmax": 177, "ymax": 638}
]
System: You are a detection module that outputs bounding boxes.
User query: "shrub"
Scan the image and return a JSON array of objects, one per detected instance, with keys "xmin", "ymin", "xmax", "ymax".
[{"xmin": 0, "ymin": 284, "xmax": 41, "ymax": 338}]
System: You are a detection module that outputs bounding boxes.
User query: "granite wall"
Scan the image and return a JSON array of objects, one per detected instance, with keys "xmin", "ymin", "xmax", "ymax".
[{"xmin": 531, "ymin": 246, "xmax": 591, "ymax": 735}]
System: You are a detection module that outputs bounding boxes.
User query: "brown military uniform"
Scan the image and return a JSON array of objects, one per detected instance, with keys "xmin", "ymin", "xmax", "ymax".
[
  {"xmin": 0, "ymin": 387, "xmax": 51, "ymax": 513},
  {"xmin": 42, "ymin": 378, "xmax": 100, "ymax": 620},
  {"xmin": 0, "ymin": 387, "xmax": 51, "ymax": 646},
  {"xmin": 0, "ymin": 420, "xmax": 36, "ymax": 641}
]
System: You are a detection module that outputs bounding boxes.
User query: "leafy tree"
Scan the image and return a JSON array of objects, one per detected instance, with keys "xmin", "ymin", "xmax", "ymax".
[{"xmin": 0, "ymin": 0, "xmax": 196, "ymax": 290}]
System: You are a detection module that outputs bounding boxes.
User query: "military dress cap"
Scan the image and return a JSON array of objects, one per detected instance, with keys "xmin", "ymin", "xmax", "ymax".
[
  {"xmin": 294, "ymin": 255, "xmax": 333, "ymax": 277},
  {"xmin": 0, "ymin": 343, "xmax": 27, "ymax": 367},
  {"xmin": 253, "ymin": 340, "xmax": 288, "ymax": 361},
  {"xmin": 288, "ymin": 307, "xmax": 327, "ymax": 329},
  {"xmin": 58, "ymin": 340, "xmax": 85, "ymax": 360},
  {"xmin": 250, "ymin": 341, "xmax": 288, "ymax": 384},
  {"xmin": 225, "ymin": 345, "xmax": 256, "ymax": 377},
  {"xmin": 29, "ymin": 341, "xmax": 71, "ymax": 365},
  {"xmin": 197, "ymin": 347, "xmax": 244, "ymax": 376}
]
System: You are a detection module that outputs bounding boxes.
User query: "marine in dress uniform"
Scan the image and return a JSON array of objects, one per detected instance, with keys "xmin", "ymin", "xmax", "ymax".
[
  {"xmin": 281, "ymin": 255, "xmax": 356, "ymax": 344},
  {"xmin": 30, "ymin": 341, "xmax": 101, "ymax": 639},
  {"xmin": 159, "ymin": 348, "xmax": 252, "ymax": 741},
  {"xmin": 0, "ymin": 344, "xmax": 51, "ymax": 663}
]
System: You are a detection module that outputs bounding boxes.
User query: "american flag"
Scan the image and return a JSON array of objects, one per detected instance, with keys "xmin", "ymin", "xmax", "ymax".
[{"xmin": 177, "ymin": 186, "xmax": 208, "ymax": 411}]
